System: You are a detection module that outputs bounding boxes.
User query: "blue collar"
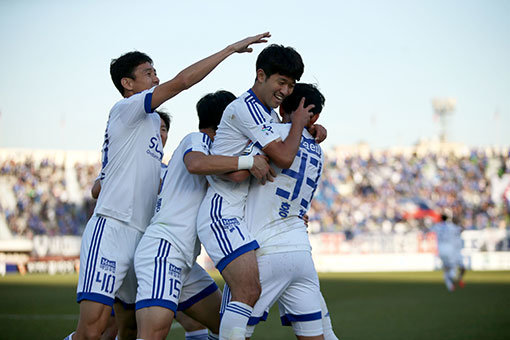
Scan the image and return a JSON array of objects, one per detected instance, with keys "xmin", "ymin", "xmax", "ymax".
[{"xmin": 248, "ymin": 88, "xmax": 272, "ymax": 115}]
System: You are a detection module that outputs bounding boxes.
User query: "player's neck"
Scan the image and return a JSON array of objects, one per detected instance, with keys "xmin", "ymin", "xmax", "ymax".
[{"xmin": 199, "ymin": 128, "xmax": 216, "ymax": 141}]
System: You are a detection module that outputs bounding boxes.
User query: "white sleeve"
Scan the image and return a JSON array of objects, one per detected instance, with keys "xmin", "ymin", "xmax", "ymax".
[
  {"xmin": 182, "ymin": 132, "xmax": 212, "ymax": 160},
  {"xmin": 227, "ymin": 103, "xmax": 280, "ymax": 149},
  {"xmin": 112, "ymin": 86, "xmax": 157, "ymax": 127}
]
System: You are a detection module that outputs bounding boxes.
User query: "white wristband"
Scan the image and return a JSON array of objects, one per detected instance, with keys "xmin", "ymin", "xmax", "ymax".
[{"xmin": 237, "ymin": 155, "xmax": 254, "ymax": 170}]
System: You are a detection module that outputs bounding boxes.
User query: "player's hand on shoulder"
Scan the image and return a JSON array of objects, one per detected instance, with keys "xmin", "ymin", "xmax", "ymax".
[
  {"xmin": 250, "ymin": 155, "xmax": 276, "ymax": 185},
  {"xmin": 309, "ymin": 123, "xmax": 327, "ymax": 143},
  {"xmin": 230, "ymin": 32, "xmax": 271, "ymax": 54}
]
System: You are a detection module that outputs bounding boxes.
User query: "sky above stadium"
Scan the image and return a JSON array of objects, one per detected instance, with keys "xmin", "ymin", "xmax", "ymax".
[{"xmin": 0, "ymin": 0, "xmax": 509, "ymax": 155}]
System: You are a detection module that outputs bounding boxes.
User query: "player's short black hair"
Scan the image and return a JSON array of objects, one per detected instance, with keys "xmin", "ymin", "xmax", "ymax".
[
  {"xmin": 196, "ymin": 90, "xmax": 236, "ymax": 130},
  {"xmin": 256, "ymin": 44, "xmax": 304, "ymax": 81},
  {"xmin": 110, "ymin": 51, "xmax": 153, "ymax": 96},
  {"xmin": 281, "ymin": 83, "xmax": 325, "ymax": 115},
  {"xmin": 156, "ymin": 109, "xmax": 171, "ymax": 130}
]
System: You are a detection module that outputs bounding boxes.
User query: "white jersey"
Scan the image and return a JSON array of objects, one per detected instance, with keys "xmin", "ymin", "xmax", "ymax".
[
  {"xmin": 430, "ymin": 222, "xmax": 462, "ymax": 255},
  {"xmin": 143, "ymin": 132, "xmax": 211, "ymax": 267},
  {"xmin": 94, "ymin": 87, "xmax": 162, "ymax": 233},
  {"xmin": 246, "ymin": 124, "xmax": 324, "ymax": 255},
  {"xmin": 205, "ymin": 89, "xmax": 280, "ymax": 208}
]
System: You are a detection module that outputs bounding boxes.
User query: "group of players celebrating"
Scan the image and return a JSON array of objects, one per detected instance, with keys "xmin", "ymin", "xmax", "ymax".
[{"xmin": 65, "ymin": 32, "xmax": 339, "ymax": 340}]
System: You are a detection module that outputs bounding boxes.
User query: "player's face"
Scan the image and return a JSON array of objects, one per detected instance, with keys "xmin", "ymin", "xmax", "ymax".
[
  {"xmin": 130, "ymin": 62, "xmax": 160, "ymax": 93},
  {"xmin": 160, "ymin": 119, "xmax": 168, "ymax": 147},
  {"xmin": 258, "ymin": 72, "xmax": 295, "ymax": 109}
]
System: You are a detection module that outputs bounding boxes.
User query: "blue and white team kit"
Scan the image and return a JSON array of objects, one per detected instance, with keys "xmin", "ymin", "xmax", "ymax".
[
  {"xmin": 245, "ymin": 124, "xmax": 325, "ymax": 337},
  {"xmin": 196, "ymin": 89, "xmax": 281, "ymax": 271},
  {"xmin": 134, "ymin": 132, "xmax": 219, "ymax": 313},
  {"xmin": 77, "ymin": 87, "xmax": 162, "ymax": 305}
]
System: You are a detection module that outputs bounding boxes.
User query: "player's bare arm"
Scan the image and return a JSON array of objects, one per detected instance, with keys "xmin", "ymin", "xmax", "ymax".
[
  {"xmin": 220, "ymin": 155, "xmax": 276, "ymax": 184},
  {"xmin": 183, "ymin": 152, "xmax": 272, "ymax": 180},
  {"xmin": 151, "ymin": 32, "xmax": 270, "ymax": 110},
  {"xmin": 263, "ymin": 98, "xmax": 314, "ymax": 169}
]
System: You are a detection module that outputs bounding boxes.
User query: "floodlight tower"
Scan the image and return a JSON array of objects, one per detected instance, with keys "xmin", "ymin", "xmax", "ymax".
[{"xmin": 432, "ymin": 98, "xmax": 456, "ymax": 143}]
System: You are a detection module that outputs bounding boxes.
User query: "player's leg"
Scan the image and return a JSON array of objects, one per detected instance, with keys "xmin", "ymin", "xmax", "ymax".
[
  {"xmin": 243, "ymin": 253, "xmax": 291, "ymax": 340},
  {"xmin": 134, "ymin": 236, "xmax": 187, "ymax": 340},
  {"xmin": 318, "ymin": 292, "xmax": 339, "ymax": 340},
  {"xmin": 73, "ymin": 216, "xmax": 139, "ymax": 340},
  {"xmin": 277, "ymin": 252, "xmax": 324, "ymax": 340},
  {"xmin": 178, "ymin": 263, "xmax": 222, "ymax": 338},
  {"xmin": 75, "ymin": 301, "xmax": 113, "ymax": 340},
  {"xmin": 175, "ymin": 312, "xmax": 209, "ymax": 340},
  {"xmin": 112, "ymin": 301, "xmax": 136, "ymax": 340},
  {"xmin": 114, "ymin": 265, "xmax": 138, "ymax": 339},
  {"xmin": 99, "ymin": 310, "xmax": 117, "ymax": 340},
  {"xmin": 197, "ymin": 194, "xmax": 260, "ymax": 340},
  {"xmin": 219, "ymin": 251, "xmax": 261, "ymax": 340}
]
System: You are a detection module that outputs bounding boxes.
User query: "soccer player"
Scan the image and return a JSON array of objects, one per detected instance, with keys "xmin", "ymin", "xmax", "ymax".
[
  {"xmin": 65, "ymin": 32, "xmax": 271, "ymax": 340},
  {"xmin": 239, "ymin": 83, "xmax": 332, "ymax": 339},
  {"xmin": 196, "ymin": 44, "xmax": 318, "ymax": 340},
  {"xmin": 93, "ymin": 110, "xmax": 215, "ymax": 340},
  {"xmin": 134, "ymin": 90, "xmax": 272, "ymax": 340},
  {"xmin": 430, "ymin": 213, "xmax": 465, "ymax": 291}
]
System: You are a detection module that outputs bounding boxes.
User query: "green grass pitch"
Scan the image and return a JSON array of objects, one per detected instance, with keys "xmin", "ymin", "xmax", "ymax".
[{"xmin": 1, "ymin": 271, "xmax": 509, "ymax": 339}]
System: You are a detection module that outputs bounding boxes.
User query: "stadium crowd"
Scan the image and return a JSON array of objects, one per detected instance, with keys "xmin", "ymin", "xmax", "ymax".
[
  {"xmin": 0, "ymin": 158, "xmax": 98, "ymax": 237},
  {"xmin": 310, "ymin": 147, "xmax": 510, "ymax": 234},
  {"xmin": 1, "ymin": 147, "xmax": 509, "ymax": 238}
]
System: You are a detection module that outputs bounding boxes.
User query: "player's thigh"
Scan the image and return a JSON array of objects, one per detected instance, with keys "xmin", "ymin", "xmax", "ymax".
[
  {"xmin": 182, "ymin": 289, "xmax": 222, "ymax": 334},
  {"xmin": 221, "ymin": 250, "xmax": 260, "ymax": 299},
  {"xmin": 178, "ymin": 263, "xmax": 222, "ymax": 333}
]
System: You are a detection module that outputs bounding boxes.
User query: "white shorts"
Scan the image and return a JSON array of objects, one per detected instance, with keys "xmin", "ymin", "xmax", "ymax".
[
  {"xmin": 223, "ymin": 251, "xmax": 323, "ymax": 337},
  {"xmin": 197, "ymin": 192, "xmax": 258, "ymax": 272},
  {"xmin": 135, "ymin": 235, "xmax": 188, "ymax": 313},
  {"xmin": 177, "ymin": 262, "xmax": 219, "ymax": 311},
  {"xmin": 135, "ymin": 236, "xmax": 220, "ymax": 314},
  {"xmin": 77, "ymin": 215, "xmax": 143, "ymax": 306}
]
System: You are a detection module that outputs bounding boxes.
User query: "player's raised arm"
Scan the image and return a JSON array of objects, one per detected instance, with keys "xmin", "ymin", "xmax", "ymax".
[{"xmin": 151, "ymin": 32, "xmax": 271, "ymax": 110}]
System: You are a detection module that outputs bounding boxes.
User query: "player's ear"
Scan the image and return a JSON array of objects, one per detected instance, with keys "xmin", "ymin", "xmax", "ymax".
[
  {"xmin": 256, "ymin": 69, "xmax": 267, "ymax": 83},
  {"xmin": 121, "ymin": 77, "xmax": 133, "ymax": 92},
  {"xmin": 310, "ymin": 113, "xmax": 320, "ymax": 126}
]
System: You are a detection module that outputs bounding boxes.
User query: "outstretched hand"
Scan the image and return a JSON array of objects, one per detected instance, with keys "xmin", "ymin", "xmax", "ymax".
[{"xmin": 230, "ymin": 32, "xmax": 271, "ymax": 54}]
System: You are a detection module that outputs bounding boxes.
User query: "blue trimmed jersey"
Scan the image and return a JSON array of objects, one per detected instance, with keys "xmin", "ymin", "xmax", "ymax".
[
  {"xmin": 246, "ymin": 124, "xmax": 324, "ymax": 255},
  {"xmin": 205, "ymin": 89, "xmax": 280, "ymax": 207},
  {"xmin": 94, "ymin": 87, "xmax": 162, "ymax": 232},
  {"xmin": 143, "ymin": 132, "xmax": 211, "ymax": 268}
]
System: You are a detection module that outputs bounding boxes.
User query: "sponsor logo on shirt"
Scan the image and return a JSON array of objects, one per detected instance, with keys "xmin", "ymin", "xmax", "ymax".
[
  {"xmin": 100, "ymin": 257, "xmax": 116, "ymax": 273},
  {"xmin": 147, "ymin": 136, "xmax": 163, "ymax": 161},
  {"xmin": 222, "ymin": 217, "xmax": 240, "ymax": 232},
  {"xmin": 168, "ymin": 263, "xmax": 182, "ymax": 278},
  {"xmin": 261, "ymin": 124, "xmax": 274, "ymax": 136}
]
